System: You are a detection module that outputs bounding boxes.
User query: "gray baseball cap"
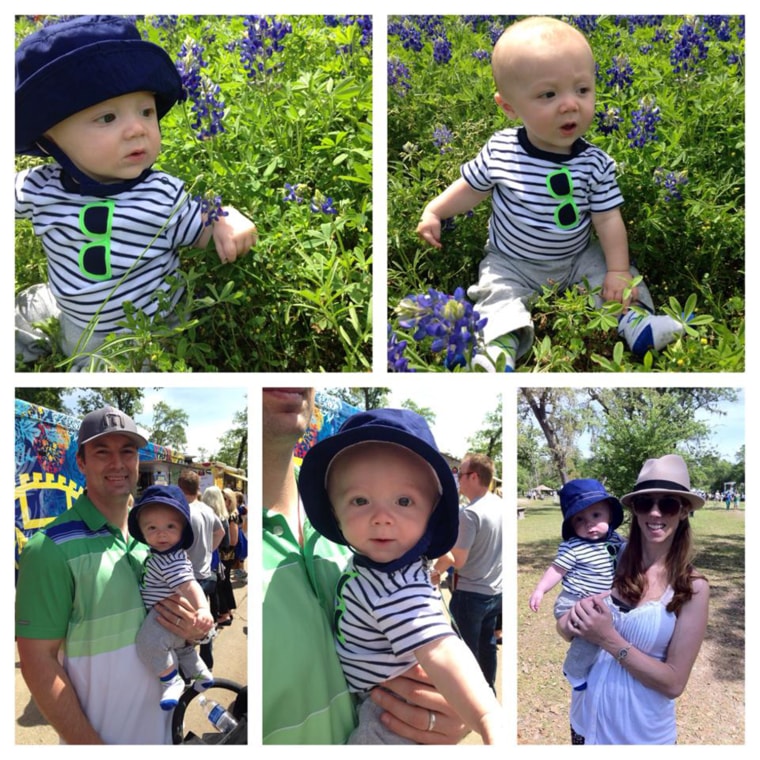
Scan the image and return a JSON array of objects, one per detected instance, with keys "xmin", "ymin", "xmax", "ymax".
[{"xmin": 77, "ymin": 406, "xmax": 148, "ymax": 449}]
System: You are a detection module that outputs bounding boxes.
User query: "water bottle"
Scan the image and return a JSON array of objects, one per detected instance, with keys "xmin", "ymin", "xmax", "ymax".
[{"xmin": 198, "ymin": 695, "xmax": 239, "ymax": 734}]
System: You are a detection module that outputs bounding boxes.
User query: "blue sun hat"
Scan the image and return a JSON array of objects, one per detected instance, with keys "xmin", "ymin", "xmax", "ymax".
[
  {"xmin": 15, "ymin": 15, "xmax": 183, "ymax": 156},
  {"xmin": 298, "ymin": 408, "xmax": 460, "ymax": 572},
  {"xmin": 559, "ymin": 478, "xmax": 623, "ymax": 540},
  {"xmin": 128, "ymin": 484, "xmax": 194, "ymax": 551}
]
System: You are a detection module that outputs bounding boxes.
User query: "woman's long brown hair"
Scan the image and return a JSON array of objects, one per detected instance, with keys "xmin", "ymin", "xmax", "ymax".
[{"xmin": 615, "ymin": 509, "xmax": 707, "ymax": 615}]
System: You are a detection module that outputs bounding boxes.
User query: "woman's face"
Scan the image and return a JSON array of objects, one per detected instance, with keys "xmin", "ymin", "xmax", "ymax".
[{"xmin": 630, "ymin": 491, "xmax": 689, "ymax": 544}]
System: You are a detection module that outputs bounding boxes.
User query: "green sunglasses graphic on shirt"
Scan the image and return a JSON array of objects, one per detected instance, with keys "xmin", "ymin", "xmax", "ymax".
[{"xmin": 546, "ymin": 167, "xmax": 580, "ymax": 230}]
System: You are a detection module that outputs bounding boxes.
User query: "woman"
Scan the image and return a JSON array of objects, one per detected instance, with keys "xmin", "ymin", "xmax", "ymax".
[
  {"xmin": 202, "ymin": 486, "xmax": 236, "ymax": 627},
  {"xmin": 559, "ymin": 454, "xmax": 709, "ymax": 744}
]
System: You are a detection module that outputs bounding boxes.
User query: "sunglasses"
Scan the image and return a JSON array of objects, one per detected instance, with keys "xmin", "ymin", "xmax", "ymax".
[
  {"xmin": 546, "ymin": 167, "xmax": 580, "ymax": 230},
  {"xmin": 630, "ymin": 495, "xmax": 684, "ymax": 516}
]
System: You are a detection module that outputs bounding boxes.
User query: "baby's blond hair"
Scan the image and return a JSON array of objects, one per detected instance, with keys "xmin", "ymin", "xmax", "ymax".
[{"xmin": 492, "ymin": 17, "xmax": 593, "ymax": 98}]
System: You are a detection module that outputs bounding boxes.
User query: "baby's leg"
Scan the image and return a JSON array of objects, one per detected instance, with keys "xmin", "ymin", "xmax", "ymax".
[
  {"xmin": 347, "ymin": 692, "xmax": 417, "ymax": 745},
  {"xmin": 136, "ymin": 608, "xmax": 187, "ymax": 710}
]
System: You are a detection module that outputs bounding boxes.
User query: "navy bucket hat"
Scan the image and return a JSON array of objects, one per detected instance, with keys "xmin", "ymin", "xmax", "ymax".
[
  {"xmin": 298, "ymin": 408, "xmax": 460, "ymax": 569},
  {"xmin": 128, "ymin": 484, "xmax": 194, "ymax": 550},
  {"xmin": 559, "ymin": 478, "xmax": 623, "ymax": 540},
  {"xmin": 16, "ymin": 15, "xmax": 183, "ymax": 155}
]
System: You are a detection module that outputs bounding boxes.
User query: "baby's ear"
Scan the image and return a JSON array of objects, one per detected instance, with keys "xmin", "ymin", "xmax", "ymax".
[{"xmin": 494, "ymin": 92, "xmax": 518, "ymax": 121}]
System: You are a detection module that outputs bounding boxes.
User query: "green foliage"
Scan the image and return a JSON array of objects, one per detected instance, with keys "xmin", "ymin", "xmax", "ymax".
[
  {"xmin": 388, "ymin": 15, "xmax": 744, "ymax": 372},
  {"xmin": 15, "ymin": 15, "xmax": 372, "ymax": 372}
]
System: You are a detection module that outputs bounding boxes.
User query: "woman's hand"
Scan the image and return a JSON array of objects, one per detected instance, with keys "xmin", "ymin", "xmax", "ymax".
[
  {"xmin": 567, "ymin": 592, "xmax": 615, "ymax": 646},
  {"xmin": 154, "ymin": 594, "xmax": 214, "ymax": 641},
  {"xmin": 371, "ymin": 665, "xmax": 469, "ymax": 745}
]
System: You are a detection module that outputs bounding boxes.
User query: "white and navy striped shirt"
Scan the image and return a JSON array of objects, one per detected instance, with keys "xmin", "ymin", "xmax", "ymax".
[
  {"xmin": 553, "ymin": 532, "xmax": 625, "ymax": 598},
  {"xmin": 461, "ymin": 127, "xmax": 623, "ymax": 261},
  {"xmin": 334, "ymin": 558, "xmax": 456, "ymax": 692},
  {"xmin": 15, "ymin": 164, "xmax": 205, "ymax": 333},
  {"xmin": 139, "ymin": 548, "xmax": 196, "ymax": 608}
]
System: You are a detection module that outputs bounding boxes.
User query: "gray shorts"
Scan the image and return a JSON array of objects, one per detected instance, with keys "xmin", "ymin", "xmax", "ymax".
[{"xmin": 467, "ymin": 239, "xmax": 654, "ymax": 355}]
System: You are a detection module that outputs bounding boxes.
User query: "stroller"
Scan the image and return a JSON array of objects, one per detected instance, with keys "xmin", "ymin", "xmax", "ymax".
[{"xmin": 172, "ymin": 678, "xmax": 247, "ymax": 744}]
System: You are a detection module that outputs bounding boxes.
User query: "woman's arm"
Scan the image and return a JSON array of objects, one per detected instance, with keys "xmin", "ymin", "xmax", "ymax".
[{"xmin": 569, "ymin": 580, "xmax": 710, "ymax": 699}]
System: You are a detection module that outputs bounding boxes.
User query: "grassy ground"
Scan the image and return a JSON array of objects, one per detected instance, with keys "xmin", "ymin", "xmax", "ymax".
[{"xmin": 517, "ymin": 498, "xmax": 745, "ymax": 745}]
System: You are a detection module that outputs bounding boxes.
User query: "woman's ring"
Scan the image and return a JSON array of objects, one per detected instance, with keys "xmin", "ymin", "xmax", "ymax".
[
  {"xmin": 176, "ymin": 616, "xmax": 181, "ymax": 626},
  {"xmin": 427, "ymin": 710, "xmax": 436, "ymax": 732},
  {"xmin": 571, "ymin": 620, "xmax": 580, "ymax": 629}
]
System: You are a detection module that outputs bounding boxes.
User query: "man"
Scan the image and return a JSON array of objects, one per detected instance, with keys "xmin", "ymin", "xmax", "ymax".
[
  {"xmin": 438, "ymin": 453, "xmax": 502, "ymax": 693},
  {"xmin": 180, "ymin": 468, "xmax": 224, "ymax": 669},
  {"xmin": 262, "ymin": 388, "xmax": 468, "ymax": 744},
  {"xmin": 15, "ymin": 406, "xmax": 209, "ymax": 744}
]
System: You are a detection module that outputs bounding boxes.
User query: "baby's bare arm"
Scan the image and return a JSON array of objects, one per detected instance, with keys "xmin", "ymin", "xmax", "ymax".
[{"xmin": 417, "ymin": 179, "xmax": 490, "ymax": 248}]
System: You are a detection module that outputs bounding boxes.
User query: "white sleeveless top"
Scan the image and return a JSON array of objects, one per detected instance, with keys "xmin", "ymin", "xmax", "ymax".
[{"xmin": 570, "ymin": 587, "xmax": 677, "ymax": 744}]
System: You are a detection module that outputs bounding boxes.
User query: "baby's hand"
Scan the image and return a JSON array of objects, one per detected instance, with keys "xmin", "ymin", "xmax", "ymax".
[
  {"xmin": 212, "ymin": 206, "xmax": 257, "ymax": 263},
  {"xmin": 603, "ymin": 269, "xmax": 638, "ymax": 310},
  {"xmin": 194, "ymin": 607, "xmax": 215, "ymax": 631},
  {"xmin": 416, "ymin": 211, "xmax": 443, "ymax": 249},
  {"xmin": 529, "ymin": 590, "xmax": 543, "ymax": 612}
]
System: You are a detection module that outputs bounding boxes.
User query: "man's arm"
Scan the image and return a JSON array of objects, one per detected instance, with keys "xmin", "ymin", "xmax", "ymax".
[{"xmin": 17, "ymin": 637, "xmax": 103, "ymax": 744}]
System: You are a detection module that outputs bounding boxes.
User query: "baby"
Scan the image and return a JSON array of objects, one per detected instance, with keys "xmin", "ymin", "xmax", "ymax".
[
  {"xmin": 529, "ymin": 479, "xmax": 625, "ymax": 690},
  {"xmin": 15, "ymin": 15, "xmax": 256, "ymax": 369},
  {"xmin": 417, "ymin": 16, "xmax": 685, "ymax": 371},
  {"xmin": 128, "ymin": 485, "xmax": 215, "ymax": 710},
  {"xmin": 298, "ymin": 408, "xmax": 502, "ymax": 744}
]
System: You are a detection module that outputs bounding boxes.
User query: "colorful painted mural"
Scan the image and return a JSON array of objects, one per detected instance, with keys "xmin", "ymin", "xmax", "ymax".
[{"xmin": 292, "ymin": 390, "xmax": 360, "ymax": 464}]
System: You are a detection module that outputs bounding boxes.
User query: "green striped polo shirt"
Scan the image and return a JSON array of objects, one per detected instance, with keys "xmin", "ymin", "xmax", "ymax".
[
  {"xmin": 15, "ymin": 493, "xmax": 171, "ymax": 744},
  {"xmin": 263, "ymin": 507, "xmax": 357, "ymax": 744}
]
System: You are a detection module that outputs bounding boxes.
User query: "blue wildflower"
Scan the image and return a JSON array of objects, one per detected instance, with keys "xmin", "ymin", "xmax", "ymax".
[
  {"xmin": 239, "ymin": 15, "xmax": 292, "ymax": 81},
  {"xmin": 394, "ymin": 288, "xmax": 487, "ymax": 371},
  {"xmin": 654, "ymin": 167, "xmax": 688, "ymax": 202},
  {"xmin": 670, "ymin": 18, "xmax": 710, "ymax": 75},
  {"xmin": 627, "ymin": 96, "xmax": 661, "ymax": 148},
  {"xmin": 605, "ymin": 54, "xmax": 634, "ymax": 90},
  {"xmin": 595, "ymin": 106, "xmax": 623, "ymax": 135},
  {"xmin": 283, "ymin": 183, "xmax": 304, "ymax": 203},
  {"xmin": 197, "ymin": 194, "xmax": 229, "ymax": 227},
  {"xmin": 433, "ymin": 125, "xmax": 454, "ymax": 153},
  {"xmin": 432, "ymin": 36, "xmax": 452, "ymax": 64},
  {"xmin": 175, "ymin": 40, "xmax": 226, "ymax": 140},
  {"xmin": 388, "ymin": 325, "xmax": 414, "ymax": 372},
  {"xmin": 388, "ymin": 57, "xmax": 412, "ymax": 97}
]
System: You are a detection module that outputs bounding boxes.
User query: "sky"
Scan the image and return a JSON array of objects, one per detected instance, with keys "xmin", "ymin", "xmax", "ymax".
[
  {"xmin": 385, "ymin": 386, "xmax": 501, "ymax": 460},
  {"xmin": 62, "ymin": 386, "xmax": 248, "ymax": 459}
]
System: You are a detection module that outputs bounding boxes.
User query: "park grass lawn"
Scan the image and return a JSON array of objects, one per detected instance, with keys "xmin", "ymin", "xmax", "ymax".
[{"xmin": 516, "ymin": 499, "xmax": 745, "ymax": 744}]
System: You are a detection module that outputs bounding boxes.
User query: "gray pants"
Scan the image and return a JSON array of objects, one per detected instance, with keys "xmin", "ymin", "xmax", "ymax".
[
  {"xmin": 554, "ymin": 590, "xmax": 619, "ymax": 689},
  {"xmin": 15, "ymin": 283, "xmax": 111, "ymax": 371},
  {"xmin": 467, "ymin": 239, "xmax": 654, "ymax": 356},
  {"xmin": 347, "ymin": 691, "xmax": 416, "ymax": 745},
  {"xmin": 136, "ymin": 606, "xmax": 207, "ymax": 680}
]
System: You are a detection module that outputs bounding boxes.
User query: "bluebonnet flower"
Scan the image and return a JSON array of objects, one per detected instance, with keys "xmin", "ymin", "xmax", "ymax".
[
  {"xmin": 705, "ymin": 16, "xmax": 732, "ymax": 42},
  {"xmin": 472, "ymin": 49, "xmax": 491, "ymax": 62},
  {"xmin": 324, "ymin": 15, "xmax": 373, "ymax": 47},
  {"xmin": 197, "ymin": 194, "xmax": 228, "ymax": 227},
  {"xmin": 310, "ymin": 193, "xmax": 338, "ymax": 215},
  {"xmin": 433, "ymin": 125, "xmax": 454, "ymax": 153},
  {"xmin": 176, "ymin": 39, "xmax": 226, "ymax": 139},
  {"xmin": 283, "ymin": 183, "xmax": 304, "ymax": 203},
  {"xmin": 388, "ymin": 325, "xmax": 414, "ymax": 372},
  {"xmin": 239, "ymin": 15, "xmax": 292, "ymax": 81},
  {"xmin": 670, "ymin": 18, "xmax": 710, "ymax": 75},
  {"xmin": 395, "ymin": 288, "xmax": 487, "ymax": 371},
  {"xmin": 387, "ymin": 19, "xmax": 424, "ymax": 52},
  {"xmin": 432, "ymin": 36, "xmax": 452, "ymax": 64},
  {"xmin": 571, "ymin": 16, "xmax": 599, "ymax": 34},
  {"xmin": 654, "ymin": 168, "xmax": 688, "ymax": 202},
  {"xmin": 605, "ymin": 55, "xmax": 634, "ymax": 90},
  {"xmin": 388, "ymin": 57, "xmax": 412, "ymax": 97},
  {"xmin": 595, "ymin": 106, "xmax": 623, "ymax": 135},
  {"xmin": 627, "ymin": 96, "xmax": 661, "ymax": 148}
]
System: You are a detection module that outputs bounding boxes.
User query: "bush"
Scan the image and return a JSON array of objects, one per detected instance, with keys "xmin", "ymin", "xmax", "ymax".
[
  {"xmin": 387, "ymin": 15, "xmax": 744, "ymax": 372},
  {"xmin": 15, "ymin": 14, "xmax": 372, "ymax": 372}
]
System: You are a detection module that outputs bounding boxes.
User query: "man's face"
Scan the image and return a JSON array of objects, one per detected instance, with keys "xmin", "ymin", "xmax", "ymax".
[
  {"xmin": 458, "ymin": 459, "xmax": 477, "ymax": 500},
  {"xmin": 77, "ymin": 433, "xmax": 139, "ymax": 506},
  {"xmin": 262, "ymin": 388, "xmax": 315, "ymax": 445}
]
